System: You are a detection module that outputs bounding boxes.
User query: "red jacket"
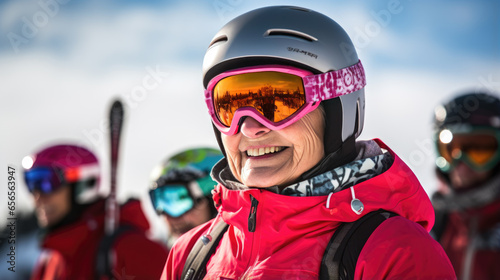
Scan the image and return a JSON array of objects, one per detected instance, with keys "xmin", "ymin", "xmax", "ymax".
[
  {"xmin": 163, "ymin": 139, "xmax": 455, "ymax": 279},
  {"xmin": 435, "ymin": 191, "xmax": 500, "ymax": 279},
  {"xmin": 31, "ymin": 199, "xmax": 168, "ymax": 280}
]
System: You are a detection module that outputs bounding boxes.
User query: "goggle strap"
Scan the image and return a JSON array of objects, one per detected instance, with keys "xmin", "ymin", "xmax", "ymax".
[
  {"xmin": 205, "ymin": 92, "xmax": 214, "ymax": 115},
  {"xmin": 303, "ymin": 60, "xmax": 366, "ymax": 102},
  {"xmin": 64, "ymin": 163, "xmax": 100, "ymax": 183}
]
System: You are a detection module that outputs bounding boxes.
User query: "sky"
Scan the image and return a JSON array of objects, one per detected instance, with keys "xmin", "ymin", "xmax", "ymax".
[{"xmin": 0, "ymin": 0, "xmax": 499, "ymax": 237}]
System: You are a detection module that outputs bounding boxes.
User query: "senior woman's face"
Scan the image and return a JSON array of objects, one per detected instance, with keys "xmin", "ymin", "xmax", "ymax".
[{"xmin": 221, "ymin": 107, "xmax": 325, "ymax": 188}]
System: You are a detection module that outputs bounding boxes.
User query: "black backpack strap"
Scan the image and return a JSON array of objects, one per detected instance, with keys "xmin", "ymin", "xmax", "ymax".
[
  {"xmin": 320, "ymin": 209, "xmax": 398, "ymax": 280},
  {"xmin": 430, "ymin": 192, "xmax": 450, "ymax": 241},
  {"xmin": 181, "ymin": 220, "xmax": 229, "ymax": 280},
  {"xmin": 95, "ymin": 224, "xmax": 136, "ymax": 280},
  {"xmin": 431, "ymin": 207, "xmax": 449, "ymax": 241}
]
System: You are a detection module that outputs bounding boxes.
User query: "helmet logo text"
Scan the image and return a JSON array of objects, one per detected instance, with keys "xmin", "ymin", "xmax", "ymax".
[{"xmin": 287, "ymin": 47, "xmax": 318, "ymax": 59}]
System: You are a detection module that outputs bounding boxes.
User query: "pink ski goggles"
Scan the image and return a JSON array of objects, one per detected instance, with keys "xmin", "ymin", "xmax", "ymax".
[{"xmin": 204, "ymin": 60, "xmax": 366, "ymax": 135}]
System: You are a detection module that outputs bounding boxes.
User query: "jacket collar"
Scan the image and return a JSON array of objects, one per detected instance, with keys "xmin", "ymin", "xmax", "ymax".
[
  {"xmin": 211, "ymin": 138, "xmax": 435, "ymax": 232},
  {"xmin": 211, "ymin": 139, "xmax": 391, "ymax": 195}
]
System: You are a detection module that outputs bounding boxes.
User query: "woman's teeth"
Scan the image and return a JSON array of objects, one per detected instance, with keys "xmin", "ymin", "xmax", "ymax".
[{"xmin": 246, "ymin": 146, "xmax": 283, "ymax": 157}]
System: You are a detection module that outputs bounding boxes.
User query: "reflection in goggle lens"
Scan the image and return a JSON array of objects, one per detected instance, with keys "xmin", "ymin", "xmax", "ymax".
[
  {"xmin": 150, "ymin": 184, "xmax": 194, "ymax": 218},
  {"xmin": 24, "ymin": 167, "xmax": 63, "ymax": 194},
  {"xmin": 438, "ymin": 131, "xmax": 499, "ymax": 169},
  {"xmin": 213, "ymin": 71, "xmax": 306, "ymax": 127}
]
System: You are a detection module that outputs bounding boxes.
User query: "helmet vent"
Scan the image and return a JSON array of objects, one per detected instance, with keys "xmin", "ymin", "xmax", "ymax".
[
  {"xmin": 265, "ymin": 29, "xmax": 317, "ymax": 42},
  {"xmin": 208, "ymin": 35, "xmax": 228, "ymax": 48}
]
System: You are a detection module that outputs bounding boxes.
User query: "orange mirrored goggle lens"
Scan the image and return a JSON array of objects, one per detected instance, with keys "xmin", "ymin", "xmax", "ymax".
[
  {"xmin": 213, "ymin": 71, "xmax": 307, "ymax": 127},
  {"xmin": 438, "ymin": 133, "xmax": 499, "ymax": 166}
]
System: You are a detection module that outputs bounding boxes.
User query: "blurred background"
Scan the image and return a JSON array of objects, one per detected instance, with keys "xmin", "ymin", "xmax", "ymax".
[{"xmin": 0, "ymin": 0, "xmax": 498, "ymax": 272}]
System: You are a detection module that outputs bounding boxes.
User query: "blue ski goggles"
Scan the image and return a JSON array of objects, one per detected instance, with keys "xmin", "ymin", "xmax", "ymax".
[
  {"xmin": 24, "ymin": 167, "xmax": 65, "ymax": 194},
  {"xmin": 149, "ymin": 183, "xmax": 198, "ymax": 218}
]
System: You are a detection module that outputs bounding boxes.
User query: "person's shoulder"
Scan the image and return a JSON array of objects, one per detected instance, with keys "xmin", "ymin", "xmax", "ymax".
[
  {"xmin": 374, "ymin": 215, "xmax": 431, "ymax": 237},
  {"xmin": 114, "ymin": 226, "xmax": 168, "ymax": 255},
  {"xmin": 112, "ymin": 226, "xmax": 169, "ymax": 278},
  {"xmin": 171, "ymin": 219, "xmax": 214, "ymax": 253},
  {"xmin": 168, "ymin": 219, "xmax": 216, "ymax": 263},
  {"xmin": 358, "ymin": 216, "xmax": 456, "ymax": 279},
  {"xmin": 163, "ymin": 219, "xmax": 216, "ymax": 280}
]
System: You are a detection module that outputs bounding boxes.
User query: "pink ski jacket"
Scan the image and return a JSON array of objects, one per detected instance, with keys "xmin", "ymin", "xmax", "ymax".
[{"xmin": 163, "ymin": 139, "xmax": 455, "ymax": 279}]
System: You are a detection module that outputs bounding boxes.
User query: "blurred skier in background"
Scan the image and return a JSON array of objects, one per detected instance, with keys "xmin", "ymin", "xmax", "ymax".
[
  {"xmin": 23, "ymin": 143, "xmax": 168, "ymax": 279},
  {"xmin": 431, "ymin": 91, "xmax": 500, "ymax": 280},
  {"xmin": 149, "ymin": 147, "xmax": 223, "ymax": 250}
]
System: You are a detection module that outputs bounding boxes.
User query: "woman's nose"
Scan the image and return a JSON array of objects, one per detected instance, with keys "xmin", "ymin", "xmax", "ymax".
[{"xmin": 240, "ymin": 117, "xmax": 271, "ymax": 138}]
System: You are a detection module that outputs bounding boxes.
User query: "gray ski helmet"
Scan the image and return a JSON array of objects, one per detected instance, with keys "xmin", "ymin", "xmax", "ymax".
[{"xmin": 203, "ymin": 6, "xmax": 365, "ymax": 156}]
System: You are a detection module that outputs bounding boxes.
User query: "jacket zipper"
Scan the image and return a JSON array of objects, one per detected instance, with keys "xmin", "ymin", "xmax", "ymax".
[
  {"xmin": 248, "ymin": 194, "xmax": 259, "ymax": 232},
  {"xmin": 241, "ymin": 193, "xmax": 260, "ymax": 279}
]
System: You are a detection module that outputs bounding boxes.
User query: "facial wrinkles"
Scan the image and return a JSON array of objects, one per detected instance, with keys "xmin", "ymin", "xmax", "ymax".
[
  {"xmin": 222, "ymin": 108, "xmax": 325, "ymax": 188},
  {"xmin": 286, "ymin": 112, "xmax": 324, "ymax": 186}
]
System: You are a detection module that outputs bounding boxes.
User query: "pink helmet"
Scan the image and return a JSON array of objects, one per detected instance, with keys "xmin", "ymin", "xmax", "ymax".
[{"xmin": 23, "ymin": 144, "xmax": 101, "ymax": 204}]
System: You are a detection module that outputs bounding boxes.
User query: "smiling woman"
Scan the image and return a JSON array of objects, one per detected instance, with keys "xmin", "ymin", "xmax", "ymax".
[
  {"xmin": 223, "ymin": 105, "xmax": 324, "ymax": 188},
  {"xmin": 162, "ymin": 5, "xmax": 456, "ymax": 280}
]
